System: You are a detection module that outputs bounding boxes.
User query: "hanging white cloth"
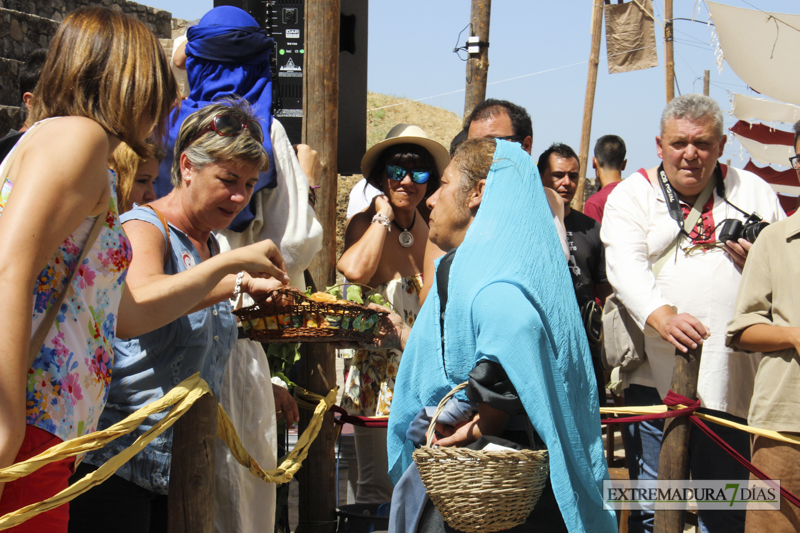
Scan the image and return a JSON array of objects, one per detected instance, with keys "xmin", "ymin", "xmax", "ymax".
[
  {"xmin": 708, "ymin": 2, "xmax": 800, "ymax": 106},
  {"xmin": 213, "ymin": 118, "xmax": 322, "ymax": 533}
]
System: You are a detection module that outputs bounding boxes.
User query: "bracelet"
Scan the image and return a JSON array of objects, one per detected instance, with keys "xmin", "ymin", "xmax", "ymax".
[
  {"xmin": 233, "ymin": 270, "xmax": 245, "ymax": 300},
  {"xmin": 372, "ymin": 214, "xmax": 391, "ymax": 232}
]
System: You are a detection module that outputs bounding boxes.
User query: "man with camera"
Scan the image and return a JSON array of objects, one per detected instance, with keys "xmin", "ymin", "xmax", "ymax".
[{"xmin": 601, "ymin": 94, "xmax": 785, "ymax": 533}]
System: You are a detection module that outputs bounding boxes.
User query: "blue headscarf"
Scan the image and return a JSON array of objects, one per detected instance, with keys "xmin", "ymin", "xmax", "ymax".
[
  {"xmin": 387, "ymin": 141, "xmax": 616, "ymax": 532},
  {"xmin": 156, "ymin": 6, "xmax": 277, "ymax": 232}
]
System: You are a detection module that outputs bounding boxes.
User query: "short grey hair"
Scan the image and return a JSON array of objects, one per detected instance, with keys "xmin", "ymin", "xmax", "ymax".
[
  {"xmin": 171, "ymin": 99, "xmax": 270, "ymax": 188},
  {"xmin": 660, "ymin": 94, "xmax": 724, "ymax": 139}
]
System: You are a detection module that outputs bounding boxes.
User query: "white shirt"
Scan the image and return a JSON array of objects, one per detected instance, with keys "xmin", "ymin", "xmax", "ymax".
[
  {"xmin": 601, "ymin": 166, "xmax": 785, "ymax": 418},
  {"xmin": 346, "ymin": 178, "xmax": 382, "ymax": 219}
]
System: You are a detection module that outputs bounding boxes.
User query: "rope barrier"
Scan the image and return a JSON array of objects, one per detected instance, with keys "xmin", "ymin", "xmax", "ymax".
[
  {"xmin": 329, "ymin": 405, "xmax": 388, "ymax": 428},
  {"xmin": 0, "ymin": 374, "xmax": 337, "ymax": 530},
  {"xmin": 601, "ymin": 390, "xmax": 800, "ymax": 508}
]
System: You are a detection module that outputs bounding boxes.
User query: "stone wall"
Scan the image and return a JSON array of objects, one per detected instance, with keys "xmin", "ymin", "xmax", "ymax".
[
  {"xmin": 0, "ymin": 0, "xmax": 172, "ymax": 38},
  {"xmin": 0, "ymin": 0, "xmax": 174, "ymax": 136}
]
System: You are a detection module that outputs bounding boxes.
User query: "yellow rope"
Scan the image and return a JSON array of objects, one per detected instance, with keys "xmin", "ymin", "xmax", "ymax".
[
  {"xmin": 601, "ymin": 406, "xmax": 800, "ymax": 446},
  {"xmin": 218, "ymin": 386, "xmax": 338, "ymax": 484},
  {"xmin": 0, "ymin": 374, "xmax": 337, "ymax": 530}
]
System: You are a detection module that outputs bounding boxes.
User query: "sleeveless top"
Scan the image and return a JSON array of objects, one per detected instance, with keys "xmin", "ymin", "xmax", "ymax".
[
  {"xmin": 84, "ymin": 205, "xmax": 237, "ymax": 494},
  {"xmin": 0, "ymin": 121, "xmax": 131, "ymax": 443}
]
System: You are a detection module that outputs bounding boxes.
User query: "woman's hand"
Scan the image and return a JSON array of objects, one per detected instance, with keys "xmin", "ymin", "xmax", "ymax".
[
  {"xmin": 227, "ymin": 239, "xmax": 289, "ymax": 285},
  {"xmin": 243, "ymin": 275, "xmax": 287, "ymax": 300},
  {"xmin": 374, "ymin": 195, "xmax": 394, "ymax": 222},
  {"xmin": 273, "ymin": 384, "xmax": 300, "ymax": 427},
  {"xmin": 433, "ymin": 414, "xmax": 482, "ymax": 447},
  {"xmin": 293, "ymin": 144, "xmax": 322, "ymax": 188}
]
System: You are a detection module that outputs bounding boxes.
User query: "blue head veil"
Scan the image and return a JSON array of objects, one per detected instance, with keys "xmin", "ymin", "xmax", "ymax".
[
  {"xmin": 156, "ymin": 6, "xmax": 277, "ymax": 232},
  {"xmin": 387, "ymin": 140, "xmax": 616, "ymax": 532}
]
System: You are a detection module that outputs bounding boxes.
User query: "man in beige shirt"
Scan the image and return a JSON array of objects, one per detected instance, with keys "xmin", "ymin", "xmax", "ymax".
[{"xmin": 727, "ymin": 123, "xmax": 800, "ymax": 532}]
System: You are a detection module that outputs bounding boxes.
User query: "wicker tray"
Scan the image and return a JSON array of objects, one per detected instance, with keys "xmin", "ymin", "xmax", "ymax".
[
  {"xmin": 233, "ymin": 286, "xmax": 389, "ymax": 344},
  {"xmin": 413, "ymin": 382, "xmax": 549, "ymax": 533}
]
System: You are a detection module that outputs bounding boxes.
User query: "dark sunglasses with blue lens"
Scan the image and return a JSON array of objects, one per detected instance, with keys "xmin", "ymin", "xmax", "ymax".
[{"xmin": 386, "ymin": 164, "xmax": 431, "ymax": 184}]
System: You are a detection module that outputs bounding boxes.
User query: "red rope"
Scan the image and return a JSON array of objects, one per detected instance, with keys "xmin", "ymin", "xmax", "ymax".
[
  {"xmin": 601, "ymin": 390, "xmax": 800, "ymax": 508},
  {"xmin": 330, "ymin": 405, "xmax": 388, "ymax": 428}
]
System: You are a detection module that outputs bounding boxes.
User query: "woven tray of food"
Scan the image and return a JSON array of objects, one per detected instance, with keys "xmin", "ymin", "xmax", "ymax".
[{"xmin": 233, "ymin": 285, "xmax": 391, "ymax": 344}]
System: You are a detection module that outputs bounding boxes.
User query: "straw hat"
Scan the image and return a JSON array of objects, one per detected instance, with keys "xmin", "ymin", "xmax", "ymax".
[{"xmin": 360, "ymin": 124, "xmax": 450, "ymax": 178}]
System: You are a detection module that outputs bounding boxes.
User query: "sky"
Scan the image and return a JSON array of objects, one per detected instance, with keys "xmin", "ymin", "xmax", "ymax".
[{"xmin": 146, "ymin": 0, "xmax": 799, "ymax": 175}]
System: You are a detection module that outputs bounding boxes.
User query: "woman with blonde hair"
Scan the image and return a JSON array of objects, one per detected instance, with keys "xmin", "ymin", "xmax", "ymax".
[
  {"xmin": 70, "ymin": 100, "xmax": 288, "ymax": 533},
  {"xmin": 108, "ymin": 142, "xmax": 164, "ymax": 213},
  {"xmin": 0, "ymin": 9, "xmax": 286, "ymax": 531}
]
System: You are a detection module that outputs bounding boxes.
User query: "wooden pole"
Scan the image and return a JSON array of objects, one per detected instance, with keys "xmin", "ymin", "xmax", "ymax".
[
  {"xmin": 463, "ymin": 0, "xmax": 492, "ymax": 120},
  {"xmin": 297, "ymin": 1, "xmax": 339, "ymax": 532},
  {"xmin": 573, "ymin": 0, "xmax": 604, "ymax": 212},
  {"xmin": 665, "ymin": 0, "xmax": 675, "ymax": 103},
  {"xmin": 654, "ymin": 345, "xmax": 703, "ymax": 533},
  {"xmin": 703, "ymin": 70, "xmax": 710, "ymax": 96},
  {"xmin": 168, "ymin": 393, "xmax": 218, "ymax": 533}
]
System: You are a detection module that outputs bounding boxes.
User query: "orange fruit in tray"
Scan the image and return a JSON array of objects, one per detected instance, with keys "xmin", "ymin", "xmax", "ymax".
[{"xmin": 308, "ymin": 292, "xmax": 337, "ymax": 303}]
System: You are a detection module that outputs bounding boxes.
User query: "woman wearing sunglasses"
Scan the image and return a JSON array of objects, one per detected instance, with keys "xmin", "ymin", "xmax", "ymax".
[
  {"xmin": 337, "ymin": 124, "xmax": 449, "ymax": 505},
  {"xmin": 68, "ymin": 101, "xmax": 289, "ymax": 533}
]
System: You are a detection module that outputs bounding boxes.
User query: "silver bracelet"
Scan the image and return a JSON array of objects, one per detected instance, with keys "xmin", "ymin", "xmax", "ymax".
[
  {"xmin": 372, "ymin": 214, "xmax": 391, "ymax": 232},
  {"xmin": 233, "ymin": 270, "xmax": 245, "ymax": 300}
]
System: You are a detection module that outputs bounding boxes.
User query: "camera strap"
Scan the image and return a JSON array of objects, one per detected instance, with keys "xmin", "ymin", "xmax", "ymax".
[{"xmin": 655, "ymin": 163, "xmax": 717, "ymax": 240}]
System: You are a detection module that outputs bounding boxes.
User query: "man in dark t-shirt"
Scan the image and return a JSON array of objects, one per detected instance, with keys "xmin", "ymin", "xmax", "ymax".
[{"xmin": 538, "ymin": 143, "xmax": 611, "ymax": 401}]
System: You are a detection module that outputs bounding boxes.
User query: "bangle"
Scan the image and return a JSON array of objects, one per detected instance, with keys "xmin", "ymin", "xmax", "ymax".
[
  {"xmin": 372, "ymin": 214, "xmax": 391, "ymax": 232},
  {"xmin": 310, "ymin": 185, "xmax": 321, "ymax": 189},
  {"xmin": 233, "ymin": 271, "xmax": 245, "ymax": 300}
]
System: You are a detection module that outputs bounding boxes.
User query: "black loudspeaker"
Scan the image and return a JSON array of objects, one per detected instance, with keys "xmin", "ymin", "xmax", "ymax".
[
  {"xmin": 212, "ymin": 0, "xmax": 368, "ymax": 176},
  {"xmin": 337, "ymin": 0, "xmax": 368, "ymax": 176}
]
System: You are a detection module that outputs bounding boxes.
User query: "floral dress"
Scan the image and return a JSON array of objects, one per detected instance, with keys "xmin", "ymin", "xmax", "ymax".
[
  {"xmin": 0, "ymin": 126, "xmax": 130, "ymax": 444},
  {"xmin": 341, "ymin": 274, "xmax": 422, "ymax": 416}
]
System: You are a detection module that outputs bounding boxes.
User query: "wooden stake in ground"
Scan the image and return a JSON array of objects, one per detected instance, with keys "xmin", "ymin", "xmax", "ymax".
[
  {"xmin": 573, "ymin": 0, "xmax": 604, "ymax": 212},
  {"xmin": 654, "ymin": 344, "xmax": 702, "ymax": 533},
  {"xmin": 664, "ymin": 0, "xmax": 675, "ymax": 103},
  {"xmin": 463, "ymin": 0, "xmax": 491, "ymax": 121},
  {"xmin": 297, "ymin": 1, "xmax": 340, "ymax": 532},
  {"xmin": 168, "ymin": 393, "xmax": 218, "ymax": 533}
]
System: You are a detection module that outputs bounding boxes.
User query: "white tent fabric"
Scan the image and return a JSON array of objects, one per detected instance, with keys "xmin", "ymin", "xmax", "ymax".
[
  {"xmin": 733, "ymin": 134, "xmax": 795, "ymax": 167},
  {"xmin": 732, "ymin": 94, "xmax": 800, "ymax": 125},
  {"xmin": 769, "ymin": 184, "xmax": 800, "ymax": 196},
  {"xmin": 708, "ymin": 2, "xmax": 800, "ymax": 106}
]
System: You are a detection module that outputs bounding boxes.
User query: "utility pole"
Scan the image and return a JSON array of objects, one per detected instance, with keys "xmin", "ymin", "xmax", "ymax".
[
  {"xmin": 463, "ymin": 0, "xmax": 491, "ymax": 121},
  {"xmin": 665, "ymin": 0, "xmax": 675, "ymax": 102},
  {"xmin": 703, "ymin": 70, "xmax": 710, "ymax": 96},
  {"xmin": 574, "ymin": 0, "xmax": 604, "ymax": 212},
  {"xmin": 297, "ymin": 1, "xmax": 339, "ymax": 532}
]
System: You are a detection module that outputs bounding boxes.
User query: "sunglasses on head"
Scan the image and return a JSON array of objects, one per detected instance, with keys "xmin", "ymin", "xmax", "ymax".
[
  {"xmin": 187, "ymin": 114, "xmax": 264, "ymax": 147},
  {"xmin": 386, "ymin": 164, "xmax": 431, "ymax": 184}
]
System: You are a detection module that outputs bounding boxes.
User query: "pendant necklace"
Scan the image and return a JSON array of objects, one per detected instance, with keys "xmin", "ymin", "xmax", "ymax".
[{"xmin": 392, "ymin": 211, "xmax": 416, "ymax": 248}]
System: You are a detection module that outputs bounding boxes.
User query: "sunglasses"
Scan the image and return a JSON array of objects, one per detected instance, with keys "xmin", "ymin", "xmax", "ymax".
[
  {"xmin": 386, "ymin": 164, "xmax": 431, "ymax": 184},
  {"xmin": 187, "ymin": 114, "xmax": 264, "ymax": 147}
]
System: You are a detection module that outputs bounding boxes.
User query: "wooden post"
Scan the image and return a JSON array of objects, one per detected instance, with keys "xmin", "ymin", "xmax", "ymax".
[
  {"xmin": 664, "ymin": 0, "xmax": 675, "ymax": 103},
  {"xmin": 298, "ymin": 1, "xmax": 339, "ymax": 532},
  {"xmin": 703, "ymin": 70, "xmax": 710, "ymax": 96},
  {"xmin": 573, "ymin": 0, "xmax": 604, "ymax": 212},
  {"xmin": 463, "ymin": 0, "xmax": 492, "ymax": 120},
  {"xmin": 168, "ymin": 393, "xmax": 218, "ymax": 533},
  {"xmin": 654, "ymin": 345, "xmax": 702, "ymax": 533}
]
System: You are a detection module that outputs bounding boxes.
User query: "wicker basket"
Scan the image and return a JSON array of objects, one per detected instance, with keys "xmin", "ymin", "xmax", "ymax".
[
  {"xmin": 232, "ymin": 286, "xmax": 389, "ymax": 344},
  {"xmin": 412, "ymin": 382, "xmax": 549, "ymax": 533}
]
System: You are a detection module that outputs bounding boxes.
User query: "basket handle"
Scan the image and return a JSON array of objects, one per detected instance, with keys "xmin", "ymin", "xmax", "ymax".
[
  {"xmin": 326, "ymin": 282, "xmax": 400, "ymax": 314},
  {"xmin": 424, "ymin": 381, "xmax": 469, "ymax": 448}
]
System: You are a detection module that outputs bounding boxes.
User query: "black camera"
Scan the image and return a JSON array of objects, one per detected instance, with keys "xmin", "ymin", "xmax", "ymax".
[{"xmin": 718, "ymin": 213, "xmax": 769, "ymax": 244}]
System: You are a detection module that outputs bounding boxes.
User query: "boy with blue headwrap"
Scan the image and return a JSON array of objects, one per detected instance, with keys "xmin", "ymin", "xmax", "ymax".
[{"xmin": 379, "ymin": 138, "xmax": 616, "ymax": 532}]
